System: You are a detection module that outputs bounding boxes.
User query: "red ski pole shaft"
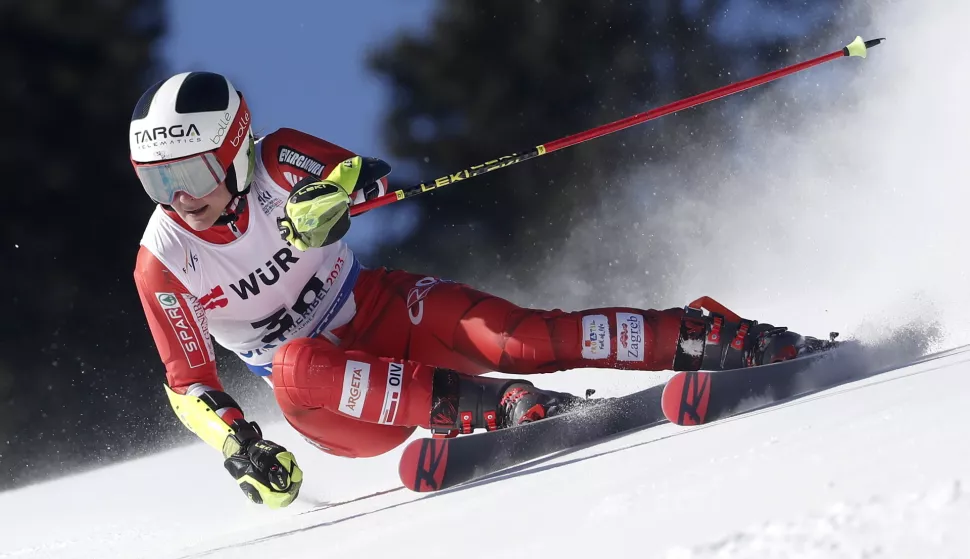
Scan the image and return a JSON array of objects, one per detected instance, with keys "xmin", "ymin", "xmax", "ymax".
[{"xmin": 351, "ymin": 36, "xmax": 883, "ymax": 217}]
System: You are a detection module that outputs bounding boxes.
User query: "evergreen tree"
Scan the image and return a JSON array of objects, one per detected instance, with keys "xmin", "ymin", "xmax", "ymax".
[
  {"xmin": 0, "ymin": 0, "xmax": 167, "ymax": 488},
  {"xmin": 368, "ymin": 0, "xmax": 846, "ymax": 290}
]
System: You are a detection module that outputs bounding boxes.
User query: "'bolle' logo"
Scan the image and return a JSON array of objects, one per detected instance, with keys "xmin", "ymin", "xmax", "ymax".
[
  {"xmin": 210, "ymin": 111, "xmax": 232, "ymax": 145},
  {"xmin": 229, "ymin": 110, "xmax": 251, "ymax": 147}
]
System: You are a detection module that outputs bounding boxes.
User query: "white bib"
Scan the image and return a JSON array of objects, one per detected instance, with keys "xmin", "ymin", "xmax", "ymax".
[{"xmin": 140, "ymin": 142, "xmax": 358, "ymax": 376}]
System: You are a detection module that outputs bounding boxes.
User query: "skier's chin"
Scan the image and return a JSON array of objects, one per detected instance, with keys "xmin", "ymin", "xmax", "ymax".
[{"xmin": 178, "ymin": 205, "xmax": 217, "ymax": 230}]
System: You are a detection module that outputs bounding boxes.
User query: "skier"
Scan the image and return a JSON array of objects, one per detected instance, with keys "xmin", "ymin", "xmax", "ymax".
[{"xmin": 131, "ymin": 72, "xmax": 829, "ymax": 508}]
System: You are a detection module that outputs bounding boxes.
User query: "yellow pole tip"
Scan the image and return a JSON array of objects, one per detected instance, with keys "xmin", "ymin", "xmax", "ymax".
[{"xmin": 845, "ymin": 36, "xmax": 868, "ymax": 58}]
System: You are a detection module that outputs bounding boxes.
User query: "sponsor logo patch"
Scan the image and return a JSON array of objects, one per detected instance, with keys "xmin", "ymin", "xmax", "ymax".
[
  {"xmin": 406, "ymin": 277, "xmax": 440, "ymax": 325},
  {"xmin": 132, "ymin": 124, "xmax": 202, "ymax": 146},
  {"xmin": 155, "ymin": 292, "xmax": 207, "ymax": 368},
  {"xmin": 379, "ymin": 362, "xmax": 404, "ymax": 425},
  {"xmin": 188, "ymin": 296, "xmax": 216, "ymax": 361},
  {"xmin": 278, "ymin": 147, "xmax": 325, "ymax": 177},
  {"xmin": 256, "ymin": 185, "xmax": 283, "ymax": 216},
  {"xmin": 616, "ymin": 313, "xmax": 645, "ymax": 362},
  {"xmin": 210, "ymin": 112, "xmax": 233, "ymax": 145},
  {"xmin": 581, "ymin": 314, "xmax": 611, "ymax": 360},
  {"xmin": 157, "ymin": 293, "xmax": 178, "ymax": 308},
  {"xmin": 229, "ymin": 110, "xmax": 251, "ymax": 148},
  {"xmin": 229, "ymin": 248, "xmax": 301, "ymax": 301},
  {"xmin": 241, "ymin": 257, "xmax": 345, "ymax": 352},
  {"xmin": 338, "ymin": 360, "xmax": 370, "ymax": 418}
]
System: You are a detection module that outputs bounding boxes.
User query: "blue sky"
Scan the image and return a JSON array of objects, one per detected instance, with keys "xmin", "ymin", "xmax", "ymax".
[
  {"xmin": 163, "ymin": 0, "xmax": 838, "ymax": 159},
  {"xmin": 163, "ymin": 1, "xmax": 433, "ymax": 255},
  {"xmin": 164, "ymin": 0, "xmax": 432, "ymax": 157},
  {"xmin": 161, "ymin": 1, "xmax": 839, "ymax": 256}
]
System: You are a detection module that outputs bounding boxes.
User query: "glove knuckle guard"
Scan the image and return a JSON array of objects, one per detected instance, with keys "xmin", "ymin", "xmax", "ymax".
[
  {"xmin": 279, "ymin": 179, "xmax": 352, "ymax": 250},
  {"xmin": 289, "ymin": 179, "xmax": 343, "ymax": 203},
  {"xmin": 223, "ymin": 435, "xmax": 303, "ymax": 508}
]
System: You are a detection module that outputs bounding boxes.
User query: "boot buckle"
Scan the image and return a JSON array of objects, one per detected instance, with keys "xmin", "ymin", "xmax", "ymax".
[
  {"xmin": 483, "ymin": 410, "xmax": 498, "ymax": 431},
  {"xmin": 460, "ymin": 411, "xmax": 474, "ymax": 434}
]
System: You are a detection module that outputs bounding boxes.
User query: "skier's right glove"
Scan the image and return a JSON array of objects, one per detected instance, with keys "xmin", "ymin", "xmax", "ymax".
[
  {"xmin": 164, "ymin": 385, "xmax": 303, "ymax": 509},
  {"xmin": 277, "ymin": 178, "xmax": 352, "ymax": 250},
  {"xmin": 222, "ymin": 421, "xmax": 303, "ymax": 509},
  {"xmin": 277, "ymin": 155, "xmax": 391, "ymax": 250}
]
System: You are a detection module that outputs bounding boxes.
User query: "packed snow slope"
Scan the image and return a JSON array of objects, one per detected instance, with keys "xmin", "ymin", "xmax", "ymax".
[
  {"xmin": 2, "ymin": 344, "xmax": 969, "ymax": 559},
  {"xmin": 5, "ymin": 0, "xmax": 970, "ymax": 557}
]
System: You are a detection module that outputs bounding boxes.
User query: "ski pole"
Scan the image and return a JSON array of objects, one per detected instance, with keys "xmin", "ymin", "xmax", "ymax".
[{"xmin": 351, "ymin": 36, "xmax": 884, "ymax": 216}]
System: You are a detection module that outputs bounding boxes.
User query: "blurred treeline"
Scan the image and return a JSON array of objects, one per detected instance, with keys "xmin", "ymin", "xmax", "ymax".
[{"xmin": 0, "ymin": 0, "xmax": 855, "ymax": 489}]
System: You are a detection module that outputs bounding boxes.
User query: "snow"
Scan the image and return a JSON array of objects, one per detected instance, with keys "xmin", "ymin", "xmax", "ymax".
[{"xmin": 2, "ymin": 346, "xmax": 970, "ymax": 558}]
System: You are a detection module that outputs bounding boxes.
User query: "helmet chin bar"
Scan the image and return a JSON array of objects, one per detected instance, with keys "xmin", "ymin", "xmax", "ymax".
[
  {"xmin": 214, "ymin": 210, "xmax": 239, "ymax": 227},
  {"xmin": 214, "ymin": 161, "xmax": 254, "ymax": 226},
  {"xmin": 215, "ymin": 195, "xmax": 249, "ymax": 226}
]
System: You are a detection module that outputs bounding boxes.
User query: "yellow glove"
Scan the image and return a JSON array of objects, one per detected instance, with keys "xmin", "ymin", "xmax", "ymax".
[
  {"xmin": 164, "ymin": 385, "xmax": 302, "ymax": 509},
  {"xmin": 222, "ymin": 423, "xmax": 303, "ymax": 509},
  {"xmin": 277, "ymin": 156, "xmax": 391, "ymax": 250},
  {"xmin": 277, "ymin": 179, "xmax": 351, "ymax": 250}
]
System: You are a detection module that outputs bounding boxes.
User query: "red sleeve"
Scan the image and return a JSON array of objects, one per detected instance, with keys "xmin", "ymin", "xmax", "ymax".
[
  {"xmin": 259, "ymin": 128, "xmax": 388, "ymax": 203},
  {"xmin": 134, "ymin": 246, "xmax": 221, "ymax": 393},
  {"xmin": 260, "ymin": 128, "xmax": 355, "ymax": 193}
]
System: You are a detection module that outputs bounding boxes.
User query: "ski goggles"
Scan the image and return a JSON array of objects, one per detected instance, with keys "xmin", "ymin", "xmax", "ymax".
[
  {"xmin": 132, "ymin": 96, "xmax": 252, "ymax": 205},
  {"xmin": 134, "ymin": 151, "xmax": 228, "ymax": 205}
]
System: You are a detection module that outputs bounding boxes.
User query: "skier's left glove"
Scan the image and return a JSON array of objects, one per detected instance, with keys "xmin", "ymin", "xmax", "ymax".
[
  {"xmin": 222, "ymin": 420, "xmax": 303, "ymax": 509},
  {"xmin": 277, "ymin": 155, "xmax": 391, "ymax": 250}
]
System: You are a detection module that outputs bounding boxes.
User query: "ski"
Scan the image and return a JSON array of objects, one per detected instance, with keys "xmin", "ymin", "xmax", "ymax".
[
  {"xmin": 659, "ymin": 340, "xmax": 939, "ymax": 426},
  {"xmin": 398, "ymin": 383, "xmax": 667, "ymax": 492},
  {"xmin": 661, "ymin": 351, "xmax": 842, "ymax": 426}
]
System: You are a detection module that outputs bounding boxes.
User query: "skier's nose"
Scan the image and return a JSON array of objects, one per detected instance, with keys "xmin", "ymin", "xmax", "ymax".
[{"xmin": 173, "ymin": 190, "xmax": 200, "ymax": 204}]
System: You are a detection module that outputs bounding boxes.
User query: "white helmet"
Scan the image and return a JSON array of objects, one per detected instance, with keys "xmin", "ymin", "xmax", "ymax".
[{"xmin": 129, "ymin": 72, "xmax": 255, "ymax": 205}]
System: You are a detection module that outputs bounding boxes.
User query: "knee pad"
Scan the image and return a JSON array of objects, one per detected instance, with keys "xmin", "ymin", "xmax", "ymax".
[{"xmin": 272, "ymin": 337, "xmax": 345, "ymax": 410}]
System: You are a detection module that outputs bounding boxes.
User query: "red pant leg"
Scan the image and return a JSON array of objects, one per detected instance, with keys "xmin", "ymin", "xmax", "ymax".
[
  {"xmin": 272, "ymin": 337, "xmax": 436, "ymax": 457},
  {"xmin": 343, "ymin": 268, "xmax": 686, "ymax": 374},
  {"xmin": 273, "ymin": 268, "xmax": 687, "ymax": 458}
]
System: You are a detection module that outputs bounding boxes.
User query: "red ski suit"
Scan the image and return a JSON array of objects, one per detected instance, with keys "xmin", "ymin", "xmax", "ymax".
[
  {"xmin": 273, "ymin": 270, "xmax": 684, "ymax": 457},
  {"xmin": 134, "ymin": 129, "xmax": 686, "ymax": 459}
]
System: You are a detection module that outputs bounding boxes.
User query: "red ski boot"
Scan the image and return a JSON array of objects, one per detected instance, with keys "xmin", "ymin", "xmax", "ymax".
[{"xmin": 673, "ymin": 296, "xmax": 839, "ymax": 371}]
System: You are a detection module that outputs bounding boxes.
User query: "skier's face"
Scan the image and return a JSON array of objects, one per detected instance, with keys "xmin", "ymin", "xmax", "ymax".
[{"xmin": 170, "ymin": 182, "xmax": 232, "ymax": 230}]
